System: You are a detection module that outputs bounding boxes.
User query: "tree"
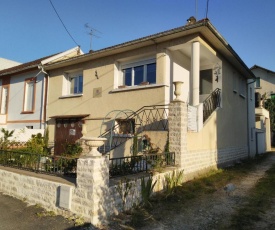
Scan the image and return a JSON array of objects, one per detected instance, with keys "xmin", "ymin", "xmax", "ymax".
[
  {"xmin": 265, "ymin": 98, "xmax": 275, "ymax": 131},
  {"xmin": 0, "ymin": 128, "xmax": 14, "ymax": 149}
]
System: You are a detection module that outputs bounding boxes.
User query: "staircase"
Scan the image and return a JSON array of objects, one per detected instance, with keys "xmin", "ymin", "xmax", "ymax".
[
  {"xmin": 203, "ymin": 88, "xmax": 221, "ymax": 122},
  {"xmin": 99, "ymin": 105, "xmax": 169, "ymax": 154}
]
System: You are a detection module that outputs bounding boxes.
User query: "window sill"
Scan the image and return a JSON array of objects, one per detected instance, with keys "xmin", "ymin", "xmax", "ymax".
[
  {"xmin": 113, "ymin": 133, "xmax": 134, "ymax": 138},
  {"xmin": 110, "ymin": 84, "xmax": 167, "ymax": 93},
  {"xmin": 255, "ymin": 87, "xmax": 262, "ymax": 89},
  {"xmin": 59, "ymin": 94, "xmax": 83, "ymax": 99},
  {"xmin": 239, "ymin": 94, "xmax": 246, "ymax": 99},
  {"xmin": 21, "ymin": 111, "xmax": 34, "ymax": 114}
]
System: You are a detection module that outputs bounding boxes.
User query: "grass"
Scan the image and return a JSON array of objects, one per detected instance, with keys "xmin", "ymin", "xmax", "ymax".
[
  {"xmin": 229, "ymin": 163, "xmax": 275, "ymax": 229},
  {"xmin": 124, "ymin": 154, "xmax": 271, "ymax": 228}
]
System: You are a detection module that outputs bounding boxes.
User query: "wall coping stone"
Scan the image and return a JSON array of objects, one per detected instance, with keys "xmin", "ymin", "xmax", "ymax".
[{"xmin": 0, "ymin": 165, "xmax": 75, "ymax": 186}]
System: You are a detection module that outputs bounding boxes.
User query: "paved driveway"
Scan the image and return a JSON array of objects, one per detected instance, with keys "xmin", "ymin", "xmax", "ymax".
[{"xmin": 0, "ymin": 193, "xmax": 90, "ymax": 230}]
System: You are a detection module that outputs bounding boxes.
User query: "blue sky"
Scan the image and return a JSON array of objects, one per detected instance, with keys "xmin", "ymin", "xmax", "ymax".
[{"xmin": 1, "ymin": 0, "xmax": 275, "ymax": 71}]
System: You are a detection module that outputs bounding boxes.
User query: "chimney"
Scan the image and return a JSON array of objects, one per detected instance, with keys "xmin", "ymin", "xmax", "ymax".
[{"xmin": 186, "ymin": 16, "xmax": 196, "ymax": 25}]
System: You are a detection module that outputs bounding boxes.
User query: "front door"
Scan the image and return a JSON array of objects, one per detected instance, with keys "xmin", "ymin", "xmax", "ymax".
[{"xmin": 54, "ymin": 118, "xmax": 83, "ymax": 155}]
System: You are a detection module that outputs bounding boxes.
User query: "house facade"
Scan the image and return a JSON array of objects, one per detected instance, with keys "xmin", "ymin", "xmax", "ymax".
[
  {"xmin": 0, "ymin": 57, "xmax": 20, "ymax": 71},
  {"xmin": 0, "ymin": 47, "xmax": 83, "ymax": 141},
  {"xmin": 251, "ymin": 65, "xmax": 275, "ymax": 99},
  {"xmin": 251, "ymin": 65, "xmax": 273, "ymax": 151},
  {"xmin": 44, "ymin": 18, "xmax": 256, "ymax": 166}
]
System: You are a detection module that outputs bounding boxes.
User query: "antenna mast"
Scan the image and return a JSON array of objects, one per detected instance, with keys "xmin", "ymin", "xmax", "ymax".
[
  {"xmin": 195, "ymin": 0, "xmax": 198, "ymax": 19},
  {"xmin": 205, "ymin": 0, "xmax": 210, "ymax": 18},
  {"xmin": 84, "ymin": 23, "xmax": 101, "ymax": 51}
]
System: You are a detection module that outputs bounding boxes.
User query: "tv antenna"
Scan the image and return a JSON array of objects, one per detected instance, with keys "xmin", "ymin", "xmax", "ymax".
[
  {"xmin": 84, "ymin": 23, "xmax": 102, "ymax": 51},
  {"xmin": 195, "ymin": 0, "xmax": 198, "ymax": 19}
]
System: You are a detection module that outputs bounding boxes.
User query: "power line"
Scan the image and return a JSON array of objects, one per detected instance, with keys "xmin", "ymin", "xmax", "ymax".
[{"xmin": 48, "ymin": 0, "xmax": 79, "ymax": 47}]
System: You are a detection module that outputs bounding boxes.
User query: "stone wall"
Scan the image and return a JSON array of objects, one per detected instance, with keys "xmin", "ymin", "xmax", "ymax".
[
  {"xmin": 183, "ymin": 146, "xmax": 248, "ymax": 178},
  {"xmin": 168, "ymin": 100, "xmax": 249, "ymax": 179},
  {"xmin": 0, "ymin": 164, "xmax": 176, "ymax": 227}
]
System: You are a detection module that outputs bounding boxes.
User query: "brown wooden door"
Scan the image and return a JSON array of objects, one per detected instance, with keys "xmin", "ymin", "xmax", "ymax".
[{"xmin": 54, "ymin": 118, "xmax": 83, "ymax": 155}]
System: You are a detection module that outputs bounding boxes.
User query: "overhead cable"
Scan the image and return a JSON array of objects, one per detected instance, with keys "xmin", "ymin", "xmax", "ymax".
[{"xmin": 48, "ymin": 0, "xmax": 79, "ymax": 46}]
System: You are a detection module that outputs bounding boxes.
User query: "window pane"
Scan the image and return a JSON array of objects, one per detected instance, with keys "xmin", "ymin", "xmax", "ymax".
[
  {"xmin": 1, "ymin": 87, "xmax": 8, "ymax": 114},
  {"xmin": 146, "ymin": 63, "xmax": 156, "ymax": 84},
  {"xmin": 200, "ymin": 69, "xmax": 212, "ymax": 94},
  {"xmin": 70, "ymin": 75, "xmax": 83, "ymax": 94},
  {"xmin": 255, "ymin": 78, "xmax": 260, "ymax": 88},
  {"xmin": 70, "ymin": 78, "xmax": 74, "ymax": 94},
  {"xmin": 124, "ymin": 68, "xmax": 132, "ymax": 86},
  {"xmin": 25, "ymin": 81, "xmax": 34, "ymax": 111},
  {"xmin": 78, "ymin": 75, "xmax": 83, "ymax": 93},
  {"xmin": 134, "ymin": 66, "xmax": 144, "ymax": 85}
]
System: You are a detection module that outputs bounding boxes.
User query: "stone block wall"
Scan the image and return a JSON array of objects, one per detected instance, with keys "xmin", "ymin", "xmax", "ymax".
[
  {"xmin": 0, "ymin": 169, "xmax": 73, "ymax": 217},
  {"xmin": 183, "ymin": 146, "xmax": 248, "ymax": 176},
  {"xmin": 0, "ymin": 165, "xmax": 176, "ymax": 227},
  {"xmin": 107, "ymin": 169, "xmax": 177, "ymax": 214},
  {"xmin": 168, "ymin": 99, "xmax": 249, "ymax": 179}
]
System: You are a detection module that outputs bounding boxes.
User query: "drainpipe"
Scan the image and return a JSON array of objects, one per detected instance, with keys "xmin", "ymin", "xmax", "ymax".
[
  {"xmin": 246, "ymin": 78, "xmax": 256, "ymax": 158},
  {"xmin": 38, "ymin": 65, "xmax": 49, "ymax": 130}
]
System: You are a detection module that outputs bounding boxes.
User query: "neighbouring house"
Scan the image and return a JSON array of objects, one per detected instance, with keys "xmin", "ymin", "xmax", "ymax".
[
  {"xmin": 0, "ymin": 57, "xmax": 21, "ymax": 71},
  {"xmin": 0, "ymin": 47, "xmax": 83, "ymax": 142},
  {"xmin": 251, "ymin": 65, "xmax": 275, "ymax": 99},
  {"xmin": 43, "ymin": 18, "xmax": 256, "ymax": 173},
  {"xmin": 251, "ymin": 65, "xmax": 273, "ymax": 151}
]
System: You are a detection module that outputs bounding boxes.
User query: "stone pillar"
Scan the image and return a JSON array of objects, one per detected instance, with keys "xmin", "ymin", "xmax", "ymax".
[
  {"xmin": 191, "ymin": 41, "xmax": 200, "ymax": 106},
  {"xmin": 265, "ymin": 117, "xmax": 271, "ymax": 151},
  {"xmin": 76, "ymin": 138, "xmax": 109, "ymax": 226},
  {"xmin": 168, "ymin": 100, "xmax": 188, "ymax": 168}
]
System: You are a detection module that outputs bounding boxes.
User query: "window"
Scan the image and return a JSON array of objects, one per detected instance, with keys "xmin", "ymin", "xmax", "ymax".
[
  {"xmin": 200, "ymin": 69, "xmax": 212, "ymax": 95},
  {"xmin": 65, "ymin": 71, "xmax": 83, "ymax": 95},
  {"xmin": 121, "ymin": 59, "xmax": 156, "ymax": 87},
  {"xmin": 239, "ymin": 77, "xmax": 246, "ymax": 98},
  {"xmin": 255, "ymin": 77, "xmax": 260, "ymax": 88},
  {"xmin": 0, "ymin": 87, "xmax": 8, "ymax": 114},
  {"xmin": 115, "ymin": 119, "xmax": 135, "ymax": 135},
  {"xmin": 233, "ymin": 73, "xmax": 238, "ymax": 93},
  {"xmin": 23, "ymin": 78, "xmax": 35, "ymax": 112}
]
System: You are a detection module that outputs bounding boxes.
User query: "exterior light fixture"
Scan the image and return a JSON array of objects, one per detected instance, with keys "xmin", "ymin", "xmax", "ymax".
[
  {"xmin": 95, "ymin": 70, "xmax": 98, "ymax": 79},
  {"xmin": 214, "ymin": 63, "xmax": 221, "ymax": 83}
]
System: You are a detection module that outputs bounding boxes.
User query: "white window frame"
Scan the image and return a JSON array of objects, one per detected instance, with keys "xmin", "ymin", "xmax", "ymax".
[
  {"xmin": 63, "ymin": 71, "xmax": 83, "ymax": 96},
  {"xmin": 119, "ymin": 58, "xmax": 156, "ymax": 87}
]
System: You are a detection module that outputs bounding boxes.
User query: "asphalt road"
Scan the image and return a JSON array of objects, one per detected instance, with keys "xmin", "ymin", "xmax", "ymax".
[{"xmin": 0, "ymin": 193, "xmax": 91, "ymax": 230}]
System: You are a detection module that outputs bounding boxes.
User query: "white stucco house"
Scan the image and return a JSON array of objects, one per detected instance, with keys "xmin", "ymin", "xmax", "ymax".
[{"xmin": 0, "ymin": 47, "xmax": 83, "ymax": 141}]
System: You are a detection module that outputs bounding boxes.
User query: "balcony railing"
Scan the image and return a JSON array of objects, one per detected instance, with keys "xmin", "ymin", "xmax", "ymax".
[
  {"xmin": 109, "ymin": 152, "xmax": 175, "ymax": 177},
  {"xmin": 203, "ymin": 88, "xmax": 221, "ymax": 122}
]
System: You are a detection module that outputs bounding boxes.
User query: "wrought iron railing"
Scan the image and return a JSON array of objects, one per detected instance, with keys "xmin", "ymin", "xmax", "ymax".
[
  {"xmin": 109, "ymin": 152, "xmax": 175, "ymax": 177},
  {"xmin": 99, "ymin": 105, "xmax": 169, "ymax": 154},
  {"xmin": 0, "ymin": 150, "xmax": 78, "ymax": 177},
  {"xmin": 203, "ymin": 88, "xmax": 221, "ymax": 122}
]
